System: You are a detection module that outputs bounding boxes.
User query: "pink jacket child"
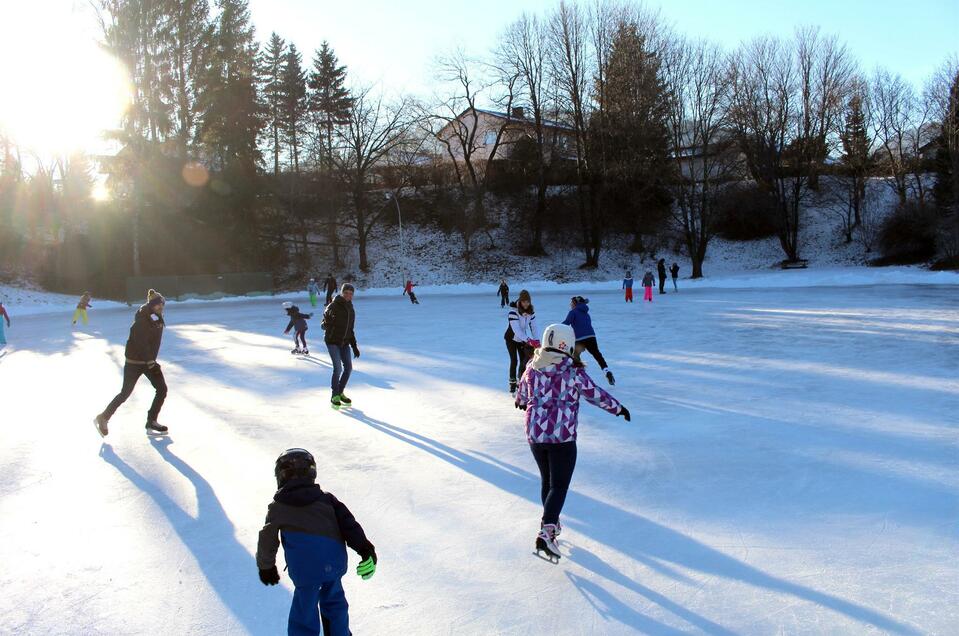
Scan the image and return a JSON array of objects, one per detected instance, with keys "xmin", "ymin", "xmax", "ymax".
[{"xmin": 515, "ymin": 323, "xmax": 630, "ymax": 562}]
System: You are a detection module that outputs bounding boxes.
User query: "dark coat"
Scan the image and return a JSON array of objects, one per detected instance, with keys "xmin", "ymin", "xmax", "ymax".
[
  {"xmin": 498, "ymin": 283, "xmax": 509, "ymax": 297},
  {"xmin": 285, "ymin": 306, "xmax": 312, "ymax": 333},
  {"xmin": 256, "ymin": 479, "xmax": 375, "ymax": 583},
  {"xmin": 324, "ymin": 277, "xmax": 337, "ymax": 294},
  {"xmin": 657, "ymin": 260, "xmax": 667, "ymax": 278},
  {"xmin": 670, "ymin": 263, "xmax": 680, "ymax": 278},
  {"xmin": 322, "ymin": 295, "xmax": 356, "ymax": 346},
  {"xmin": 124, "ymin": 304, "xmax": 164, "ymax": 363}
]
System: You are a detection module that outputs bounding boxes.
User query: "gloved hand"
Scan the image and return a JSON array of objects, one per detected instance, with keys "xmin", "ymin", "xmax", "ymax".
[
  {"xmin": 527, "ymin": 339, "xmax": 541, "ymax": 349},
  {"xmin": 352, "ymin": 344, "xmax": 360, "ymax": 358},
  {"xmin": 356, "ymin": 555, "xmax": 377, "ymax": 580},
  {"xmin": 259, "ymin": 566, "xmax": 280, "ymax": 585},
  {"xmin": 515, "ymin": 401, "xmax": 527, "ymax": 411},
  {"xmin": 617, "ymin": 406, "xmax": 631, "ymax": 422}
]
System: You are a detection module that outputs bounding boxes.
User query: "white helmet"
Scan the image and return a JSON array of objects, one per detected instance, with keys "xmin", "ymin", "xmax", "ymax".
[
  {"xmin": 282, "ymin": 301, "xmax": 293, "ymax": 309},
  {"xmin": 541, "ymin": 323, "xmax": 575, "ymax": 356}
]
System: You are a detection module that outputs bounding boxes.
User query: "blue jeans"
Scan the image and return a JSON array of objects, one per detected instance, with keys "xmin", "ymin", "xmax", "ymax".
[
  {"xmin": 0, "ymin": 320, "xmax": 5, "ymax": 345},
  {"xmin": 288, "ymin": 578, "xmax": 350, "ymax": 636},
  {"xmin": 327, "ymin": 344, "xmax": 353, "ymax": 396}
]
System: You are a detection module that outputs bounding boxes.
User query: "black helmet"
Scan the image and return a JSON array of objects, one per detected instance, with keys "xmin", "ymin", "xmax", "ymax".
[{"xmin": 274, "ymin": 448, "xmax": 317, "ymax": 487}]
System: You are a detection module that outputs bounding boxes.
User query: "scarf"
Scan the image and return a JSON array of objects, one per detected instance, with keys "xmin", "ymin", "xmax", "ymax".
[{"xmin": 530, "ymin": 347, "xmax": 572, "ymax": 371}]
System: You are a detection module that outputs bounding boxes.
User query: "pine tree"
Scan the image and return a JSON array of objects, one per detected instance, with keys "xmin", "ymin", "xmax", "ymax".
[
  {"xmin": 281, "ymin": 43, "xmax": 308, "ymax": 174},
  {"xmin": 840, "ymin": 85, "xmax": 871, "ymax": 228},
  {"xmin": 932, "ymin": 69, "xmax": 959, "ymax": 214},
  {"xmin": 259, "ymin": 32, "xmax": 286, "ymax": 176},
  {"xmin": 308, "ymin": 41, "xmax": 352, "ymax": 169}
]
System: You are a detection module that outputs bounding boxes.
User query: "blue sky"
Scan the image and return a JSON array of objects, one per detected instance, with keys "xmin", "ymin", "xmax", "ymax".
[{"xmin": 247, "ymin": 0, "xmax": 958, "ymax": 95}]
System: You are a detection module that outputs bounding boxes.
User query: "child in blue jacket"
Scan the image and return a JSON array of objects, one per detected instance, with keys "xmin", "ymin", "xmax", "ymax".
[
  {"xmin": 562, "ymin": 296, "xmax": 615, "ymax": 385},
  {"xmin": 257, "ymin": 448, "xmax": 377, "ymax": 636}
]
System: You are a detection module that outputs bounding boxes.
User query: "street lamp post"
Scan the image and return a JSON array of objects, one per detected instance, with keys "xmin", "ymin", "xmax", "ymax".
[{"xmin": 386, "ymin": 192, "xmax": 404, "ymax": 282}]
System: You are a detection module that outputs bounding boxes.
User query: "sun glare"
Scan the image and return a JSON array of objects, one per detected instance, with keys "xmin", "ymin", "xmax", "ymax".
[{"xmin": 0, "ymin": 5, "xmax": 132, "ymax": 159}]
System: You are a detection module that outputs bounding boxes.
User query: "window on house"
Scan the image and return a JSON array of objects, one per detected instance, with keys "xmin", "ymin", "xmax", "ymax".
[{"xmin": 484, "ymin": 130, "xmax": 497, "ymax": 146}]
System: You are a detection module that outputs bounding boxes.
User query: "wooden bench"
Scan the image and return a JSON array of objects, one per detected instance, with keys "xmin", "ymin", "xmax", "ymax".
[{"xmin": 780, "ymin": 259, "xmax": 809, "ymax": 270}]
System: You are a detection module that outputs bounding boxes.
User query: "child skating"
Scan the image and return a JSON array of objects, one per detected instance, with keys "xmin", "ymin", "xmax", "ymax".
[
  {"xmin": 257, "ymin": 448, "xmax": 377, "ymax": 636},
  {"xmin": 623, "ymin": 271, "xmax": 634, "ymax": 302},
  {"xmin": 307, "ymin": 278, "xmax": 321, "ymax": 308},
  {"xmin": 642, "ymin": 271, "xmax": 655, "ymax": 302},
  {"xmin": 515, "ymin": 324, "xmax": 630, "ymax": 562},
  {"xmin": 403, "ymin": 279, "xmax": 419, "ymax": 304},
  {"xmin": 284, "ymin": 302, "xmax": 313, "ymax": 354},
  {"xmin": 562, "ymin": 296, "xmax": 615, "ymax": 385},
  {"xmin": 72, "ymin": 291, "xmax": 92, "ymax": 326}
]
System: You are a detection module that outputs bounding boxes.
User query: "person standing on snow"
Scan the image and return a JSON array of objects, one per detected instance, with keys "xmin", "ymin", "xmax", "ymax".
[
  {"xmin": 322, "ymin": 284, "xmax": 360, "ymax": 408},
  {"xmin": 657, "ymin": 258, "xmax": 668, "ymax": 295},
  {"xmin": 72, "ymin": 291, "xmax": 92, "ymax": 326},
  {"xmin": 562, "ymin": 296, "xmax": 615, "ymax": 385},
  {"xmin": 505, "ymin": 289, "xmax": 539, "ymax": 394},
  {"xmin": 498, "ymin": 279, "xmax": 510, "ymax": 308},
  {"xmin": 403, "ymin": 279, "xmax": 419, "ymax": 305},
  {"xmin": 94, "ymin": 292, "xmax": 168, "ymax": 437},
  {"xmin": 622, "ymin": 271, "xmax": 634, "ymax": 303},
  {"xmin": 515, "ymin": 323, "xmax": 630, "ymax": 561},
  {"xmin": 257, "ymin": 448, "xmax": 377, "ymax": 636},
  {"xmin": 307, "ymin": 278, "xmax": 321, "ymax": 308},
  {"xmin": 284, "ymin": 302, "xmax": 313, "ymax": 354},
  {"xmin": 323, "ymin": 274, "xmax": 337, "ymax": 307},
  {"xmin": 642, "ymin": 271, "xmax": 655, "ymax": 302},
  {"xmin": 0, "ymin": 300, "xmax": 10, "ymax": 346},
  {"xmin": 670, "ymin": 262, "xmax": 680, "ymax": 292}
]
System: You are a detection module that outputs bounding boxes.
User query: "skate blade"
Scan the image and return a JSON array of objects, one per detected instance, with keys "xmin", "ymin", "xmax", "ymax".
[
  {"xmin": 533, "ymin": 550, "xmax": 560, "ymax": 564},
  {"xmin": 145, "ymin": 429, "xmax": 169, "ymax": 436}
]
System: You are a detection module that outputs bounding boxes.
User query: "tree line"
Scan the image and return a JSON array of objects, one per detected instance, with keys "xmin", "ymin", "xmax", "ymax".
[{"xmin": 0, "ymin": 0, "xmax": 957, "ymax": 296}]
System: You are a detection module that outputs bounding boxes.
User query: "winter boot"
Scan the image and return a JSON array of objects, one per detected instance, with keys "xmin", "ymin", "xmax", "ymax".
[
  {"xmin": 94, "ymin": 414, "xmax": 109, "ymax": 437},
  {"xmin": 605, "ymin": 369, "xmax": 615, "ymax": 386},
  {"xmin": 338, "ymin": 394, "xmax": 352, "ymax": 405},
  {"xmin": 145, "ymin": 420, "xmax": 168, "ymax": 435}
]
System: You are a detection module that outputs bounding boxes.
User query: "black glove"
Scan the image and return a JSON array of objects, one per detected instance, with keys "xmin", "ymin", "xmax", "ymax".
[
  {"xmin": 515, "ymin": 401, "xmax": 527, "ymax": 411},
  {"xmin": 352, "ymin": 344, "xmax": 360, "ymax": 358},
  {"xmin": 259, "ymin": 566, "xmax": 280, "ymax": 585},
  {"xmin": 617, "ymin": 406, "xmax": 631, "ymax": 422}
]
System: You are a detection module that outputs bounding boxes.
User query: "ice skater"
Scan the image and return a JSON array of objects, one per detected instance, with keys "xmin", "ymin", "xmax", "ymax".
[
  {"xmin": 623, "ymin": 271, "xmax": 634, "ymax": 303},
  {"xmin": 0, "ymin": 300, "xmax": 9, "ymax": 346},
  {"xmin": 284, "ymin": 302, "xmax": 313, "ymax": 354},
  {"xmin": 505, "ymin": 289, "xmax": 539, "ymax": 394},
  {"xmin": 322, "ymin": 284, "xmax": 359, "ymax": 408},
  {"xmin": 515, "ymin": 323, "xmax": 630, "ymax": 562},
  {"xmin": 94, "ymin": 291, "xmax": 168, "ymax": 436},
  {"xmin": 642, "ymin": 271, "xmax": 655, "ymax": 302},
  {"xmin": 72, "ymin": 291, "xmax": 92, "ymax": 326},
  {"xmin": 657, "ymin": 258, "xmax": 668, "ymax": 294},
  {"xmin": 257, "ymin": 448, "xmax": 377, "ymax": 636},
  {"xmin": 562, "ymin": 296, "xmax": 615, "ymax": 385},
  {"xmin": 307, "ymin": 278, "xmax": 321, "ymax": 308},
  {"xmin": 498, "ymin": 279, "xmax": 510, "ymax": 307},
  {"xmin": 403, "ymin": 279, "xmax": 419, "ymax": 304},
  {"xmin": 323, "ymin": 273, "xmax": 337, "ymax": 306},
  {"xmin": 670, "ymin": 262, "xmax": 680, "ymax": 292}
]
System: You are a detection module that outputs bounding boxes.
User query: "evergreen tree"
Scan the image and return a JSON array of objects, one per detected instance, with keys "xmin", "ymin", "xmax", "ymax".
[
  {"xmin": 259, "ymin": 32, "xmax": 286, "ymax": 176},
  {"xmin": 308, "ymin": 41, "xmax": 352, "ymax": 168},
  {"xmin": 932, "ymin": 69, "xmax": 959, "ymax": 214},
  {"xmin": 166, "ymin": 0, "xmax": 211, "ymax": 154},
  {"xmin": 840, "ymin": 84, "xmax": 871, "ymax": 229},
  {"xmin": 281, "ymin": 43, "xmax": 308, "ymax": 174}
]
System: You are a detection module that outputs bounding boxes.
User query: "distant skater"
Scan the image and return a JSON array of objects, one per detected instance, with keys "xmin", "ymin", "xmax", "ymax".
[
  {"xmin": 623, "ymin": 271, "xmax": 634, "ymax": 303},
  {"xmin": 505, "ymin": 290, "xmax": 539, "ymax": 394},
  {"xmin": 324, "ymin": 274, "xmax": 337, "ymax": 307},
  {"xmin": 642, "ymin": 271, "xmax": 655, "ymax": 302},
  {"xmin": 515, "ymin": 323, "xmax": 630, "ymax": 562},
  {"xmin": 72, "ymin": 291, "xmax": 92, "ymax": 326},
  {"xmin": 498, "ymin": 279, "xmax": 510, "ymax": 308},
  {"xmin": 0, "ymin": 300, "xmax": 9, "ymax": 346},
  {"xmin": 562, "ymin": 296, "xmax": 615, "ymax": 385},
  {"xmin": 284, "ymin": 302, "xmax": 313, "ymax": 354},
  {"xmin": 94, "ymin": 291, "xmax": 168, "ymax": 437},
  {"xmin": 657, "ymin": 258, "xmax": 667, "ymax": 295},
  {"xmin": 670, "ymin": 262, "xmax": 680, "ymax": 292},
  {"xmin": 308, "ymin": 278, "xmax": 321, "ymax": 308},
  {"xmin": 403, "ymin": 279, "xmax": 419, "ymax": 305}
]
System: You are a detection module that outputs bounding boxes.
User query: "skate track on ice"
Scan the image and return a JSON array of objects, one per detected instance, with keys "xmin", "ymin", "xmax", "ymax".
[{"xmin": 1, "ymin": 283, "xmax": 957, "ymax": 634}]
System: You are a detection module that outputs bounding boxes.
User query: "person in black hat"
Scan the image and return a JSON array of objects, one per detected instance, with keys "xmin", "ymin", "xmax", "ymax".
[
  {"xmin": 94, "ymin": 291, "xmax": 169, "ymax": 436},
  {"xmin": 321, "ymin": 283, "xmax": 359, "ymax": 407}
]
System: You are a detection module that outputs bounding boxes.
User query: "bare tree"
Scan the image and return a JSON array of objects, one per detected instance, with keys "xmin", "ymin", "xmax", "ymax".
[
  {"xmin": 856, "ymin": 185, "xmax": 883, "ymax": 253},
  {"xmin": 729, "ymin": 29, "xmax": 852, "ymax": 262},
  {"xmin": 662, "ymin": 36, "xmax": 735, "ymax": 278},
  {"xmin": 425, "ymin": 50, "xmax": 518, "ymax": 260},
  {"xmin": 332, "ymin": 86, "xmax": 414, "ymax": 271}
]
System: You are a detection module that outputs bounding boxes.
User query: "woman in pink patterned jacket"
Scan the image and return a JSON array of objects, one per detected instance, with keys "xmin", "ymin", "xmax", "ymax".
[{"xmin": 515, "ymin": 323, "xmax": 631, "ymax": 561}]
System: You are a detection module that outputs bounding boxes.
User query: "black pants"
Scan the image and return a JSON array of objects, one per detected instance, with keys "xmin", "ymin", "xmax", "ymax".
[
  {"xmin": 294, "ymin": 330, "xmax": 307, "ymax": 349},
  {"xmin": 530, "ymin": 442, "xmax": 577, "ymax": 525},
  {"xmin": 103, "ymin": 363, "xmax": 167, "ymax": 422},
  {"xmin": 574, "ymin": 337, "xmax": 609, "ymax": 371},
  {"xmin": 325, "ymin": 291, "xmax": 334, "ymax": 306},
  {"xmin": 506, "ymin": 339, "xmax": 531, "ymax": 381},
  {"xmin": 500, "ymin": 293, "xmax": 509, "ymax": 308},
  {"xmin": 658, "ymin": 274, "xmax": 666, "ymax": 293}
]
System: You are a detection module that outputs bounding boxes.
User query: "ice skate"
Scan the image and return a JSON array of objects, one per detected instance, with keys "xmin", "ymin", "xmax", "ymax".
[
  {"xmin": 605, "ymin": 370, "xmax": 615, "ymax": 386},
  {"xmin": 534, "ymin": 524, "xmax": 561, "ymax": 563},
  {"xmin": 94, "ymin": 414, "xmax": 109, "ymax": 437},
  {"xmin": 145, "ymin": 420, "xmax": 168, "ymax": 435}
]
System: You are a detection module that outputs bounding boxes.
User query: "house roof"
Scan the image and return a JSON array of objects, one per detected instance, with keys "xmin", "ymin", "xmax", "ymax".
[{"xmin": 470, "ymin": 108, "xmax": 575, "ymax": 132}]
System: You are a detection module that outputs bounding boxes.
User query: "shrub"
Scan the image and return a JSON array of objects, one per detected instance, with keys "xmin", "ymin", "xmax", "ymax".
[
  {"xmin": 713, "ymin": 185, "xmax": 779, "ymax": 240},
  {"xmin": 873, "ymin": 201, "xmax": 938, "ymax": 265}
]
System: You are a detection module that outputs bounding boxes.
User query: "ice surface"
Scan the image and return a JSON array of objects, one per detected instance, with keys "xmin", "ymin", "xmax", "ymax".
[{"xmin": 1, "ymin": 278, "xmax": 956, "ymax": 634}]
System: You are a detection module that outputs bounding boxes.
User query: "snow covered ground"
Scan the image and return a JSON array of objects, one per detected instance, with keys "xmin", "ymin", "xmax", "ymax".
[{"xmin": 1, "ymin": 279, "xmax": 957, "ymax": 634}]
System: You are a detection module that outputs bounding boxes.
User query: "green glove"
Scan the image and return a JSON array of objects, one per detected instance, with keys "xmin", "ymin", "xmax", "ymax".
[{"xmin": 356, "ymin": 556, "xmax": 376, "ymax": 580}]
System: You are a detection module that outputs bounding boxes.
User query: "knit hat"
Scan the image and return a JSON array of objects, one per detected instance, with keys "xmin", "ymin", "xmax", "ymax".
[
  {"xmin": 341, "ymin": 283, "xmax": 355, "ymax": 294},
  {"xmin": 147, "ymin": 292, "xmax": 165, "ymax": 308}
]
